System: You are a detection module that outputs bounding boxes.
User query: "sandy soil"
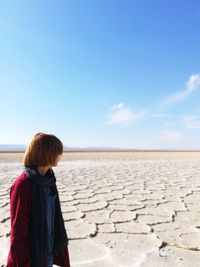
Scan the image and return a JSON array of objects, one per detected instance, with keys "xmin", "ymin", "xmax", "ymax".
[
  {"xmin": 1, "ymin": 152, "xmax": 200, "ymax": 266},
  {"xmin": 1, "ymin": 151, "xmax": 200, "ymax": 162}
]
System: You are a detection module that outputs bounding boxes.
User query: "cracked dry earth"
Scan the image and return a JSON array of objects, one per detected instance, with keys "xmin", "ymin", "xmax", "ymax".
[{"xmin": 1, "ymin": 155, "xmax": 200, "ymax": 266}]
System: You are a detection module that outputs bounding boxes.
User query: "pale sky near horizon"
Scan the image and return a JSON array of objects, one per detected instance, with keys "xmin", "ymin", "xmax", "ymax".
[{"xmin": 0, "ymin": 0, "xmax": 200, "ymax": 149}]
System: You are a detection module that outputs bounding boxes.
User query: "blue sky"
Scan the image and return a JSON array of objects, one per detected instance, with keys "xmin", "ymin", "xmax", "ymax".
[{"xmin": 0, "ymin": 0, "xmax": 200, "ymax": 149}]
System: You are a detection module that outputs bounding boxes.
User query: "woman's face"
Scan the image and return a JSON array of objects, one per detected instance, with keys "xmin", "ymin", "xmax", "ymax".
[{"xmin": 52, "ymin": 154, "xmax": 62, "ymax": 167}]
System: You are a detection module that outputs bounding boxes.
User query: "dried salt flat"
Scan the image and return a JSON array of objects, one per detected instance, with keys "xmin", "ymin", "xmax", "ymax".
[{"xmin": 1, "ymin": 154, "xmax": 200, "ymax": 266}]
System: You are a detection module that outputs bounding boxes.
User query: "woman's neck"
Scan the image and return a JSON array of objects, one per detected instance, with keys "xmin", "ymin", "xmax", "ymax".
[{"xmin": 37, "ymin": 166, "xmax": 50, "ymax": 176}]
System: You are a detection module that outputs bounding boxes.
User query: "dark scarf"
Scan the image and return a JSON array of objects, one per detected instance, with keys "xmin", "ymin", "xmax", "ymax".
[{"xmin": 24, "ymin": 166, "xmax": 68, "ymax": 267}]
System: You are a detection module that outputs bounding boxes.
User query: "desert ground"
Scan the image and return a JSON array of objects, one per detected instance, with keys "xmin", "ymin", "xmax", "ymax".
[{"xmin": 1, "ymin": 152, "xmax": 200, "ymax": 266}]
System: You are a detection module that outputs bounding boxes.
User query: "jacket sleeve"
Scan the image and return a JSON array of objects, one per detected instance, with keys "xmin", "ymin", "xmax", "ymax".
[
  {"xmin": 53, "ymin": 244, "xmax": 71, "ymax": 267},
  {"xmin": 6, "ymin": 179, "xmax": 31, "ymax": 267}
]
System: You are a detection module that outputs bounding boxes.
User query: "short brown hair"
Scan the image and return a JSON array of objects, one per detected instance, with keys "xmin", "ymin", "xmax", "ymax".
[{"xmin": 23, "ymin": 132, "xmax": 63, "ymax": 167}]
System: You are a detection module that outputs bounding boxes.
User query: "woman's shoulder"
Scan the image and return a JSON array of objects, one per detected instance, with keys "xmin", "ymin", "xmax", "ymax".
[{"xmin": 11, "ymin": 171, "xmax": 31, "ymax": 192}]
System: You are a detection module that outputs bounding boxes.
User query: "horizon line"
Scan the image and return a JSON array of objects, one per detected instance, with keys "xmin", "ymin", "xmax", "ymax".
[{"xmin": 1, "ymin": 149, "xmax": 200, "ymax": 153}]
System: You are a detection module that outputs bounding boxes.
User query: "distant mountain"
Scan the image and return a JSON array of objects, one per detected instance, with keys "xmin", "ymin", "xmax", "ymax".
[
  {"xmin": 0, "ymin": 144, "xmax": 126, "ymax": 152},
  {"xmin": 0, "ymin": 144, "xmax": 27, "ymax": 152},
  {"xmin": 64, "ymin": 146, "xmax": 115, "ymax": 152},
  {"xmin": 1, "ymin": 144, "xmax": 198, "ymax": 152}
]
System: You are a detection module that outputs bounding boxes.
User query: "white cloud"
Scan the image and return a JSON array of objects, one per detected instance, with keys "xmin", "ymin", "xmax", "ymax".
[
  {"xmin": 165, "ymin": 74, "xmax": 200, "ymax": 105},
  {"xmin": 161, "ymin": 131, "xmax": 183, "ymax": 141},
  {"xmin": 106, "ymin": 103, "xmax": 145, "ymax": 125},
  {"xmin": 149, "ymin": 113, "xmax": 170, "ymax": 118},
  {"xmin": 112, "ymin": 103, "xmax": 124, "ymax": 110},
  {"xmin": 186, "ymin": 74, "xmax": 200, "ymax": 91},
  {"xmin": 183, "ymin": 116, "xmax": 200, "ymax": 129}
]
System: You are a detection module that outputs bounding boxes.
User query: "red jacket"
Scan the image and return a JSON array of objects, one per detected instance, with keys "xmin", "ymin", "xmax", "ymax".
[{"xmin": 6, "ymin": 171, "xmax": 71, "ymax": 267}]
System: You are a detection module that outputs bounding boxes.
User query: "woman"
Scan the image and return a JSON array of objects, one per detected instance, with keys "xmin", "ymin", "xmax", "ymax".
[{"xmin": 6, "ymin": 132, "xmax": 71, "ymax": 267}]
